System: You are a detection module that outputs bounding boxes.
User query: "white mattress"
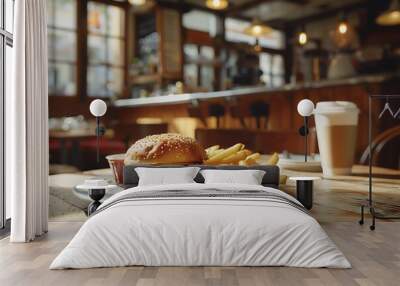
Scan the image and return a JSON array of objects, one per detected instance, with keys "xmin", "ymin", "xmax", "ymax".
[{"xmin": 50, "ymin": 183, "xmax": 351, "ymax": 269}]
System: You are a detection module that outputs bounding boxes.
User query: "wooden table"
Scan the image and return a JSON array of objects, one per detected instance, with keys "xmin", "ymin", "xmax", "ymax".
[
  {"xmin": 49, "ymin": 164, "xmax": 400, "ymax": 223},
  {"xmin": 281, "ymin": 165, "xmax": 400, "ymax": 223},
  {"xmin": 50, "ymin": 129, "xmax": 97, "ymax": 166}
]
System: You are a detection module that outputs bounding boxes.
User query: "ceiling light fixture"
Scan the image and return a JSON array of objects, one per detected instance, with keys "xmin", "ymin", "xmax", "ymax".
[
  {"xmin": 338, "ymin": 21, "xmax": 348, "ymax": 34},
  {"xmin": 129, "ymin": 0, "xmax": 146, "ymax": 6},
  {"xmin": 254, "ymin": 38, "xmax": 262, "ymax": 52},
  {"xmin": 298, "ymin": 32, "xmax": 308, "ymax": 45},
  {"xmin": 376, "ymin": 0, "xmax": 400, "ymax": 26},
  {"xmin": 298, "ymin": 26, "xmax": 308, "ymax": 45},
  {"xmin": 205, "ymin": 0, "xmax": 229, "ymax": 10},
  {"xmin": 244, "ymin": 18, "xmax": 273, "ymax": 37}
]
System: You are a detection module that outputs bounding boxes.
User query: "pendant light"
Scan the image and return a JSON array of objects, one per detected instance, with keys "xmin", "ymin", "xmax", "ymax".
[
  {"xmin": 129, "ymin": 0, "xmax": 146, "ymax": 6},
  {"xmin": 254, "ymin": 38, "xmax": 262, "ymax": 52},
  {"xmin": 298, "ymin": 26, "xmax": 308, "ymax": 45},
  {"xmin": 337, "ymin": 14, "xmax": 349, "ymax": 35},
  {"xmin": 244, "ymin": 18, "xmax": 272, "ymax": 37},
  {"xmin": 206, "ymin": 0, "xmax": 229, "ymax": 10},
  {"xmin": 376, "ymin": 0, "xmax": 400, "ymax": 26},
  {"xmin": 330, "ymin": 13, "xmax": 355, "ymax": 49}
]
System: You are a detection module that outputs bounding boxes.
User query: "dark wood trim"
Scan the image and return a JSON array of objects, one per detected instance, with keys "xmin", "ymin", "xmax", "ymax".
[
  {"xmin": 178, "ymin": 8, "xmax": 184, "ymax": 81},
  {"xmin": 226, "ymin": 0, "xmax": 271, "ymax": 15},
  {"xmin": 156, "ymin": 6, "xmax": 164, "ymax": 77},
  {"xmin": 285, "ymin": 1, "xmax": 367, "ymax": 28},
  {"xmin": 184, "ymin": 29, "xmax": 215, "ymax": 46},
  {"xmin": 85, "ymin": 31, "xmax": 125, "ymax": 39},
  {"xmin": 77, "ymin": 0, "xmax": 87, "ymax": 102},
  {"xmin": 89, "ymin": 0, "xmax": 130, "ymax": 9},
  {"xmin": 184, "ymin": 28, "xmax": 284, "ymax": 55},
  {"xmin": 47, "ymin": 25, "xmax": 76, "ymax": 32},
  {"xmin": 85, "ymin": 62, "xmax": 125, "ymax": 68},
  {"xmin": 158, "ymin": 0, "xmax": 222, "ymax": 15},
  {"xmin": 284, "ymin": 27, "xmax": 294, "ymax": 84},
  {"xmin": 123, "ymin": 5, "xmax": 130, "ymax": 98},
  {"xmin": 227, "ymin": 0, "xmax": 308, "ymax": 15}
]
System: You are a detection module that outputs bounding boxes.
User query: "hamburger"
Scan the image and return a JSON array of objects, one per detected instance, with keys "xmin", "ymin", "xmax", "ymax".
[{"xmin": 125, "ymin": 133, "xmax": 206, "ymax": 165}]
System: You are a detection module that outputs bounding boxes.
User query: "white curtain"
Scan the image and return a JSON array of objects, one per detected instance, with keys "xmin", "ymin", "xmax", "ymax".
[{"xmin": 8, "ymin": 0, "xmax": 49, "ymax": 242}]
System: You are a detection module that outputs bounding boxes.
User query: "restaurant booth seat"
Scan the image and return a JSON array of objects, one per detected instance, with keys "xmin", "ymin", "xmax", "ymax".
[
  {"xmin": 78, "ymin": 122, "xmax": 168, "ymax": 170},
  {"xmin": 49, "ymin": 139, "xmax": 72, "ymax": 164}
]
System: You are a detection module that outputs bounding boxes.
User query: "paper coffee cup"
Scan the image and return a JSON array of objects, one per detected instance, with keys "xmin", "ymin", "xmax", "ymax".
[{"xmin": 314, "ymin": 101, "xmax": 359, "ymax": 177}]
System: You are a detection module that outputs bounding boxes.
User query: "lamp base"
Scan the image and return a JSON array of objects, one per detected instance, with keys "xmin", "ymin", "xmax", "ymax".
[
  {"xmin": 296, "ymin": 180, "xmax": 313, "ymax": 210},
  {"xmin": 88, "ymin": 188, "xmax": 106, "ymax": 215}
]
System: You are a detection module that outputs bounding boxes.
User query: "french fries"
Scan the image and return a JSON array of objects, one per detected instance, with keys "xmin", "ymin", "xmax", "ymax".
[
  {"xmin": 267, "ymin": 152, "xmax": 279, "ymax": 165},
  {"xmin": 279, "ymin": 175, "xmax": 288, "ymax": 185},
  {"xmin": 221, "ymin": 149, "xmax": 251, "ymax": 164},
  {"xmin": 205, "ymin": 145, "xmax": 219, "ymax": 154},
  {"xmin": 204, "ymin": 143, "xmax": 281, "ymax": 167},
  {"xmin": 206, "ymin": 146, "xmax": 225, "ymax": 158},
  {"xmin": 204, "ymin": 143, "xmax": 244, "ymax": 165}
]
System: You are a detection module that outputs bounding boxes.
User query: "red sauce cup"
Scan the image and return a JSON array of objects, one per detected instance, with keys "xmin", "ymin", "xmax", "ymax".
[{"xmin": 106, "ymin": 154, "xmax": 125, "ymax": 185}]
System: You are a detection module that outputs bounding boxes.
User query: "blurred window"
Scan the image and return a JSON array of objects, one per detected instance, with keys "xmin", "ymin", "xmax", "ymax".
[
  {"xmin": 1, "ymin": 0, "xmax": 15, "ymax": 228},
  {"xmin": 260, "ymin": 53, "xmax": 285, "ymax": 87},
  {"xmin": 47, "ymin": 0, "xmax": 126, "ymax": 98},
  {"xmin": 47, "ymin": 0, "xmax": 77, "ymax": 96},
  {"xmin": 87, "ymin": 2, "xmax": 125, "ymax": 98},
  {"xmin": 183, "ymin": 44, "xmax": 215, "ymax": 91},
  {"xmin": 183, "ymin": 10, "xmax": 216, "ymax": 35}
]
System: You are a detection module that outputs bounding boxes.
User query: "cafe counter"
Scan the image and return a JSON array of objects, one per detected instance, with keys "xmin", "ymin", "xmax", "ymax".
[
  {"xmin": 110, "ymin": 73, "xmax": 400, "ymax": 158},
  {"xmin": 113, "ymin": 74, "xmax": 395, "ymax": 108}
]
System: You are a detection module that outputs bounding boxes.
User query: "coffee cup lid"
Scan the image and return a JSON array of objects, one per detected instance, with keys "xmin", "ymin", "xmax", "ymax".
[{"xmin": 314, "ymin": 101, "xmax": 359, "ymax": 114}]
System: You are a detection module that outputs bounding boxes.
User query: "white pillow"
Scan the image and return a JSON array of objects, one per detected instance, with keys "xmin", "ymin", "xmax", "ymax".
[
  {"xmin": 200, "ymin": 169, "xmax": 266, "ymax": 185},
  {"xmin": 135, "ymin": 167, "xmax": 200, "ymax": 186}
]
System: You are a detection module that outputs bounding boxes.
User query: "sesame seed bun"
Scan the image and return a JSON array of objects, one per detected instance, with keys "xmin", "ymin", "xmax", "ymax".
[{"xmin": 124, "ymin": 133, "xmax": 206, "ymax": 165}]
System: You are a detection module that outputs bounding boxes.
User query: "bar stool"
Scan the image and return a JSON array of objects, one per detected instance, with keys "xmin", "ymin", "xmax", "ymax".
[
  {"xmin": 229, "ymin": 100, "xmax": 247, "ymax": 128},
  {"xmin": 187, "ymin": 100, "xmax": 207, "ymax": 127},
  {"xmin": 250, "ymin": 101, "xmax": 269, "ymax": 129},
  {"xmin": 208, "ymin": 104, "xmax": 225, "ymax": 128}
]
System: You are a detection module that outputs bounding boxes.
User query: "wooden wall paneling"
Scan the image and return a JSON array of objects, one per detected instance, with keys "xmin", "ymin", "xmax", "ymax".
[
  {"xmin": 49, "ymin": 96, "xmax": 91, "ymax": 118},
  {"xmin": 284, "ymin": 27, "xmax": 294, "ymax": 84},
  {"xmin": 157, "ymin": 7, "xmax": 183, "ymax": 80},
  {"xmin": 77, "ymin": 0, "xmax": 88, "ymax": 101},
  {"xmin": 195, "ymin": 128, "xmax": 256, "ymax": 150},
  {"xmin": 113, "ymin": 103, "xmax": 188, "ymax": 122},
  {"xmin": 63, "ymin": 81, "xmax": 398, "ymax": 160},
  {"xmin": 184, "ymin": 29, "xmax": 215, "ymax": 46}
]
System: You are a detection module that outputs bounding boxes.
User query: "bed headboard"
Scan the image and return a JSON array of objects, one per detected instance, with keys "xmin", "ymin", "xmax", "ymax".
[{"xmin": 123, "ymin": 165, "xmax": 280, "ymax": 189}]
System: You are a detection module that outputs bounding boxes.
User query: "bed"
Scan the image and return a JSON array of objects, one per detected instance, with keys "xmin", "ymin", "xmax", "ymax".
[{"xmin": 50, "ymin": 165, "xmax": 350, "ymax": 269}]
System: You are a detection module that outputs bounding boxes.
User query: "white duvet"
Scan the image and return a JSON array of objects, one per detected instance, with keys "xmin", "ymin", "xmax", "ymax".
[{"xmin": 50, "ymin": 183, "xmax": 351, "ymax": 269}]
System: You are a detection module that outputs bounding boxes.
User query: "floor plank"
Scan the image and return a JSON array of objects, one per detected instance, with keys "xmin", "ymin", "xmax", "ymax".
[{"xmin": 1, "ymin": 221, "xmax": 400, "ymax": 286}]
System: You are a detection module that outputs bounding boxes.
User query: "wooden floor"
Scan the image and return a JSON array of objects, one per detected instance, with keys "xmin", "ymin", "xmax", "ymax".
[
  {"xmin": 3, "ymin": 165, "xmax": 400, "ymax": 286},
  {"xmin": 1, "ymin": 221, "xmax": 400, "ymax": 286}
]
